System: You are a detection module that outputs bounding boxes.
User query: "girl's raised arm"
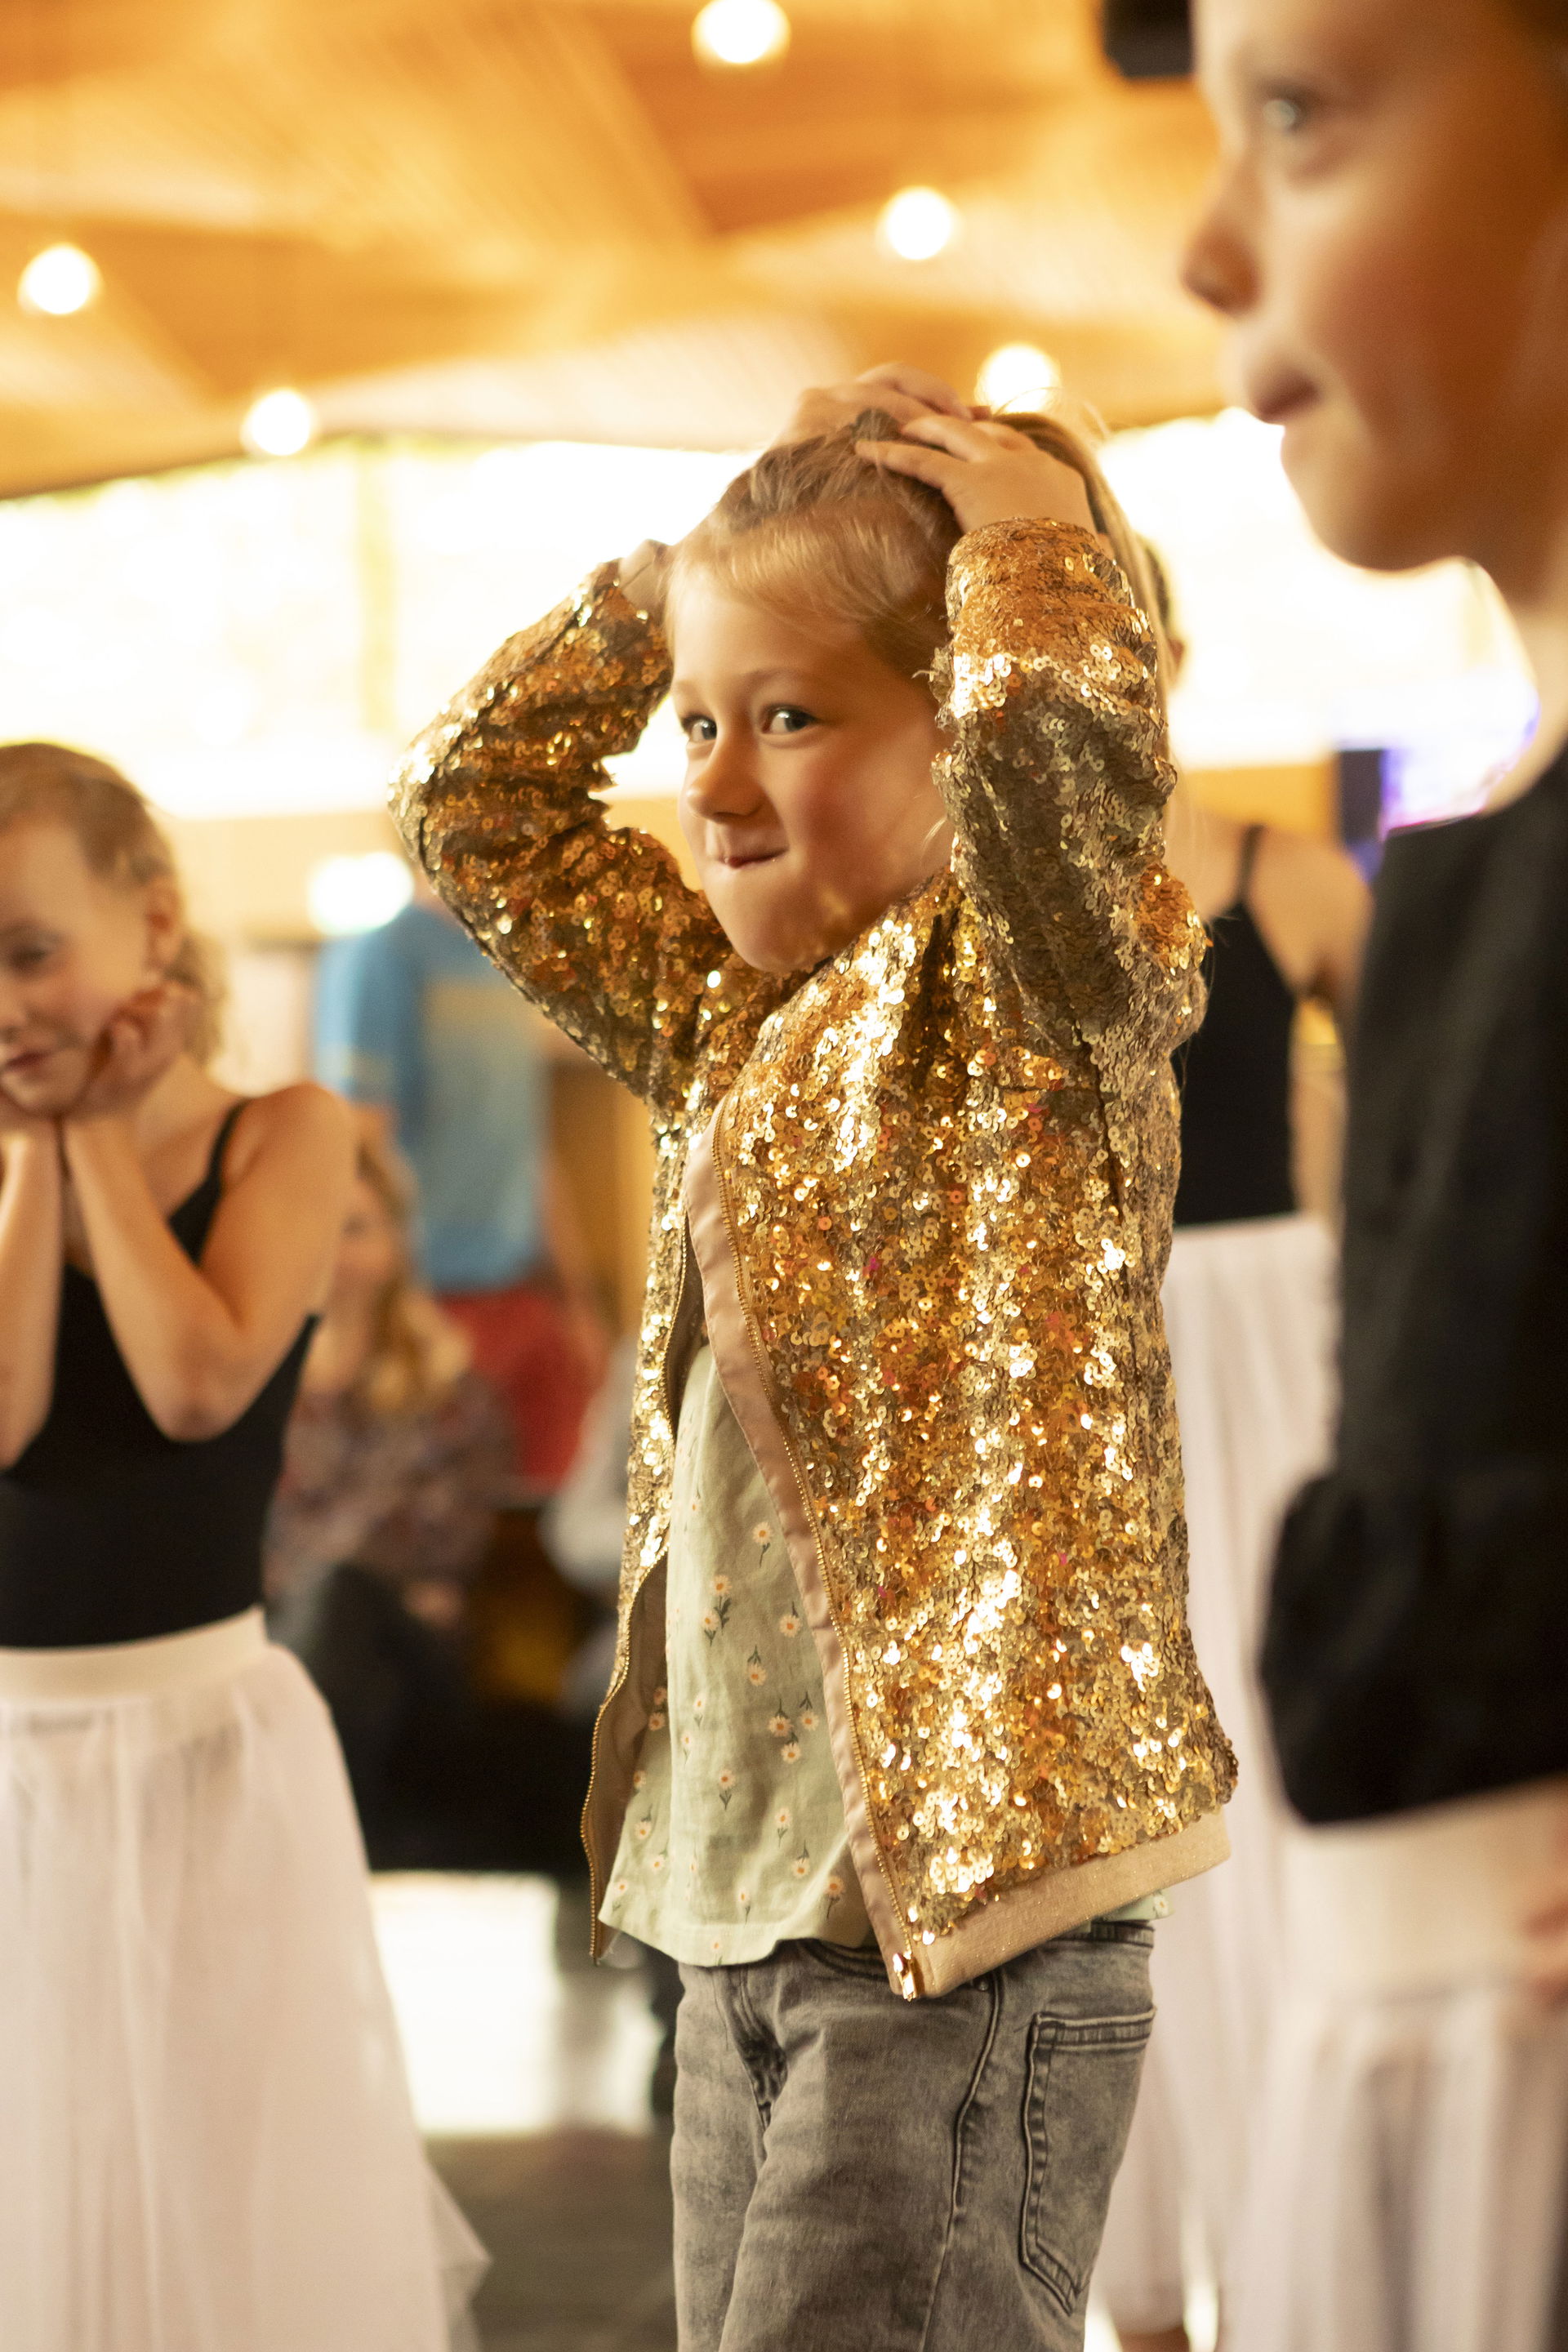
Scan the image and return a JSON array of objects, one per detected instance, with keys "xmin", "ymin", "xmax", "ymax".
[
  {"xmin": 0, "ymin": 1113, "xmax": 63, "ymax": 1467},
  {"xmin": 63, "ymin": 999, "xmax": 353, "ymax": 1442},
  {"xmin": 392, "ymin": 562, "xmax": 782, "ymax": 1117},
  {"xmin": 860, "ymin": 416, "xmax": 1206, "ymax": 1074},
  {"xmin": 939, "ymin": 517, "xmax": 1204, "ymax": 1067}
]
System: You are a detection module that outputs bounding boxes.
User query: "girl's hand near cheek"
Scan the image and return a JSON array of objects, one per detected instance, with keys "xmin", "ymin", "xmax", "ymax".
[
  {"xmin": 857, "ymin": 413, "xmax": 1098, "ymax": 537},
  {"xmin": 64, "ymin": 984, "xmax": 198, "ymax": 1126},
  {"xmin": 770, "ymin": 362, "xmax": 973, "ymax": 450}
]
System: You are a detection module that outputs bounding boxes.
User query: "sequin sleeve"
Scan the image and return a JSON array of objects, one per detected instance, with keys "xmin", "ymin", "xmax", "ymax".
[
  {"xmin": 936, "ymin": 519, "xmax": 1205, "ymax": 1070},
  {"xmin": 390, "ymin": 564, "xmax": 781, "ymax": 1114}
]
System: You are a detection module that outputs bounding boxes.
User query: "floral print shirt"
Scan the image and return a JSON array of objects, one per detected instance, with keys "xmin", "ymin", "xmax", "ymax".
[{"xmin": 600, "ymin": 1346, "xmax": 871, "ymax": 1966}]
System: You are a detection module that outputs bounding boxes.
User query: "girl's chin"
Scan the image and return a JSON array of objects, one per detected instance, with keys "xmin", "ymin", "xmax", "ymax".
[{"xmin": 2, "ymin": 1050, "xmax": 91, "ymax": 1118}]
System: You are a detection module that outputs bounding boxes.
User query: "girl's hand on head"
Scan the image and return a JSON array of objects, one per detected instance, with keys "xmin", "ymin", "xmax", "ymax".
[
  {"xmin": 63, "ymin": 982, "xmax": 198, "ymax": 1126},
  {"xmin": 769, "ymin": 363, "xmax": 974, "ymax": 450},
  {"xmin": 617, "ymin": 540, "xmax": 671, "ymax": 620},
  {"xmin": 856, "ymin": 413, "xmax": 1098, "ymax": 538}
]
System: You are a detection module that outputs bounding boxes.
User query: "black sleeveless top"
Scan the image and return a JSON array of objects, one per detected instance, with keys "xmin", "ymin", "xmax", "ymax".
[
  {"xmin": 0, "ymin": 1102, "xmax": 314, "ymax": 1648},
  {"xmin": 1267, "ymin": 747, "xmax": 1568, "ymax": 1822},
  {"xmin": 1173, "ymin": 826, "xmax": 1298, "ymax": 1227}
]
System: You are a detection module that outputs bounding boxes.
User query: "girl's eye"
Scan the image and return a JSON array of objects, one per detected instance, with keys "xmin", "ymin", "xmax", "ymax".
[
  {"xmin": 680, "ymin": 713, "xmax": 717, "ymax": 745},
  {"xmin": 5, "ymin": 935, "xmax": 57, "ymax": 973},
  {"xmin": 1259, "ymin": 89, "xmax": 1315, "ymax": 136},
  {"xmin": 762, "ymin": 706, "xmax": 817, "ymax": 737}
]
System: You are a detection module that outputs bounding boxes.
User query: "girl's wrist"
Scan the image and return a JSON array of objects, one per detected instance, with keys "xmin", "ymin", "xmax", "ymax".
[{"xmin": 0, "ymin": 1118, "xmax": 60, "ymax": 1166}]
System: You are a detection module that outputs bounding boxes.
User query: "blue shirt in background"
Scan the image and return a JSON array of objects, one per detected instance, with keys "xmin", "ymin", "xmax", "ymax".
[{"xmin": 314, "ymin": 902, "xmax": 548, "ymax": 1294}]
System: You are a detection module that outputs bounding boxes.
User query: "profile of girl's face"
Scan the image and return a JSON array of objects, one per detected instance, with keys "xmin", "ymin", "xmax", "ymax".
[
  {"xmin": 1185, "ymin": 0, "xmax": 1568, "ymax": 581},
  {"xmin": 670, "ymin": 577, "xmax": 951, "ymax": 976},
  {"xmin": 0, "ymin": 822, "xmax": 176, "ymax": 1117}
]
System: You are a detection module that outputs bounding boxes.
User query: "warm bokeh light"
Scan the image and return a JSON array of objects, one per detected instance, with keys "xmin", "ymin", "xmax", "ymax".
[
  {"xmin": 977, "ymin": 343, "xmax": 1062, "ymax": 413},
  {"xmin": 241, "ymin": 386, "xmax": 318, "ymax": 459},
  {"xmin": 17, "ymin": 243, "xmax": 101, "ymax": 318},
  {"xmin": 306, "ymin": 852, "xmax": 413, "ymax": 937},
  {"xmin": 691, "ymin": 0, "xmax": 791, "ymax": 67},
  {"xmin": 877, "ymin": 186, "xmax": 960, "ymax": 263}
]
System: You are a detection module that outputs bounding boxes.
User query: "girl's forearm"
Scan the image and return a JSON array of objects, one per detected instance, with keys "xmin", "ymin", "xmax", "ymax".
[
  {"xmin": 64, "ymin": 1117, "xmax": 252, "ymax": 1441},
  {"xmin": 0, "ymin": 1131, "xmax": 64, "ymax": 1466}
]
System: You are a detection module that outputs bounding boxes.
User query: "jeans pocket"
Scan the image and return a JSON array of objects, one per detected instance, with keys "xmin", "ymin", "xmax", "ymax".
[{"xmin": 1019, "ymin": 2006, "xmax": 1155, "ymax": 2316}]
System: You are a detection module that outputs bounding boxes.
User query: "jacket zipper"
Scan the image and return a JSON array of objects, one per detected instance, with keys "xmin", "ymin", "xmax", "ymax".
[{"xmin": 709, "ymin": 1095, "xmax": 911, "ymax": 1983}]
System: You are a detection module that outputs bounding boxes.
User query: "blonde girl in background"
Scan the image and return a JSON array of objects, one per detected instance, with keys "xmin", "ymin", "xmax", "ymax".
[
  {"xmin": 266, "ymin": 1131, "xmax": 591, "ymax": 1876},
  {"xmin": 396, "ymin": 362, "xmax": 1235, "ymax": 2351},
  {"xmin": 0, "ymin": 743, "xmax": 483, "ymax": 2352}
]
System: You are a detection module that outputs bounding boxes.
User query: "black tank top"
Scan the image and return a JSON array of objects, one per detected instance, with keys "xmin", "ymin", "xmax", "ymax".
[
  {"xmin": 1174, "ymin": 826, "xmax": 1298, "ymax": 1228},
  {"xmin": 0, "ymin": 1102, "xmax": 315, "ymax": 1648}
]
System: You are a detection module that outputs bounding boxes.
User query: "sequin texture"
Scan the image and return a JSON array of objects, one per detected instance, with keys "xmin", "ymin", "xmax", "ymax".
[{"xmin": 392, "ymin": 519, "xmax": 1236, "ymax": 1985}]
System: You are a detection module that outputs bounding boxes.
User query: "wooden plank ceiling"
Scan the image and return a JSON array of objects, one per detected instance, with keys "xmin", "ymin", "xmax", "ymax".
[{"xmin": 0, "ymin": 0, "xmax": 1223, "ymax": 495}]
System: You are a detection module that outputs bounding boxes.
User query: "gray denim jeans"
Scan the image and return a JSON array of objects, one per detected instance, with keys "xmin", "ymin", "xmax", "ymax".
[{"xmin": 672, "ymin": 1920, "xmax": 1155, "ymax": 2351}]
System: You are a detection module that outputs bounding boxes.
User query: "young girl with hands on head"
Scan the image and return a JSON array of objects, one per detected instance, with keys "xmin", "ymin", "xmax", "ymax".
[
  {"xmin": 0, "ymin": 743, "xmax": 482, "ymax": 2352},
  {"xmin": 397, "ymin": 363, "xmax": 1234, "ymax": 2351}
]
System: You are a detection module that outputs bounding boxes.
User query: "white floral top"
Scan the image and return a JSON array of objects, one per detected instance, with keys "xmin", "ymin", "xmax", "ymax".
[{"xmin": 599, "ymin": 1346, "xmax": 871, "ymax": 1967}]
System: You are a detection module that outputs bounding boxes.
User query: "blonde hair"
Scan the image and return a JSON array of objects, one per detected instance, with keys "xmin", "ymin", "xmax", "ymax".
[
  {"xmin": 672, "ymin": 406, "xmax": 1169, "ymax": 704},
  {"xmin": 349, "ymin": 1129, "xmax": 473, "ymax": 1418},
  {"xmin": 0, "ymin": 741, "xmax": 226, "ymax": 1062}
]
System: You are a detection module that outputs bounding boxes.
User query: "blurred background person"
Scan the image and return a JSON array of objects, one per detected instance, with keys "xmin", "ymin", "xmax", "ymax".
[
  {"xmin": 267, "ymin": 1128, "xmax": 592, "ymax": 1877},
  {"xmin": 313, "ymin": 873, "xmax": 608, "ymax": 1492},
  {"xmin": 1096, "ymin": 560, "xmax": 1371, "ymax": 2352}
]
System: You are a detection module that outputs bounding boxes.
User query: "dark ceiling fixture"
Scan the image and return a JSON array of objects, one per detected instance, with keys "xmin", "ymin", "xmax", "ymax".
[{"xmin": 1102, "ymin": 0, "xmax": 1192, "ymax": 79}]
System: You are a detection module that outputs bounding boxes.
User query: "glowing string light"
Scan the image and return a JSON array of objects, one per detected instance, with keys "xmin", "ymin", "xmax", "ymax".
[
  {"xmin": 18, "ymin": 243, "xmax": 101, "ymax": 318},
  {"xmin": 692, "ymin": 0, "xmax": 791, "ymax": 67},
  {"xmin": 976, "ymin": 343, "xmax": 1062, "ymax": 412},
  {"xmin": 241, "ymin": 387, "xmax": 318, "ymax": 459},
  {"xmin": 877, "ymin": 187, "xmax": 960, "ymax": 263}
]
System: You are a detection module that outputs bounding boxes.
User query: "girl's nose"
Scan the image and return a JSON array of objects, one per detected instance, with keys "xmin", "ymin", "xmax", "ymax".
[
  {"xmin": 1183, "ymin": 169, "xmax": 1259, "ymax": 318},
  {"xmin": 684, "ymin": 731, "xmax": 766, "ymax": 822}
]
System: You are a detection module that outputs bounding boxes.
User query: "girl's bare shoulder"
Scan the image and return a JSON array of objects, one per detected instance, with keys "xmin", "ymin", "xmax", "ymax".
[{"xmin": 220, "ymin": 1083, "xmax": 353, "ymax": 1185}]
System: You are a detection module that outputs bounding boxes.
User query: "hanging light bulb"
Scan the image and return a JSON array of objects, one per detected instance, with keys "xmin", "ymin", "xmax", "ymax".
[
  {"xmin": 241, "ymin": 386, "xmax": 317, "ymax": 459},
  {"xmin": 17, "ymin": 243, "xmax": 101, "ymax": 318},
  {"xmin": 692, "ymin": 0, "xmax": 791, "ymax": 66},
  {"xmin": 976, "ymin": 343, "xmax": 1062, "ymax": 412},
  {"xmin": 877, "ymin": 187, "xmax": 960, "ymax": 264}
]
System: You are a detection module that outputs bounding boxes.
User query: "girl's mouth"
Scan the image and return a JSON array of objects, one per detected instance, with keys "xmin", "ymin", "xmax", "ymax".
[{"xmin": 718, "ymin": 849, "xmax": 785, "ymax": 871}]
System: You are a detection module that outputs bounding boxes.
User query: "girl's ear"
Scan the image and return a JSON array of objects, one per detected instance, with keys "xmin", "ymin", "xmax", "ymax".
[{"xmin": 141, "ymin": 874, "xmax": 185, "ymax": 977}]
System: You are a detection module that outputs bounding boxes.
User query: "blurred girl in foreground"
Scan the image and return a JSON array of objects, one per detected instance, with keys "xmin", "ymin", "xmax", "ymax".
[
  {"xmin": 1185, "ymin": 0, "xmax": 1568, "ymax": 2343},
  {"xmin": 1098, "ymin": 572, "xmax": 1370, "ymax": 2352},
  {"xmin": 0, "ymin": 744, "xmax": 481, "ymax": 2352}
]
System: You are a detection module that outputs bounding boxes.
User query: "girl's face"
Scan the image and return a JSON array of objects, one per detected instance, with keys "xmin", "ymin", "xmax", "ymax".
[
  {"xmin": 1186, "ymin": 0, "xmax": 1568, "ymax": 581},
  {"xmin": 327, "ymin": 1177, "xmax": 403, "ymax": 1316},
  {"xmin": 670, "ymin": 578, "xmax": 951, "ymax": 976},
  {"xmin": 0, "ymin": 821, "xmax": 178, "ymax": 1118}
]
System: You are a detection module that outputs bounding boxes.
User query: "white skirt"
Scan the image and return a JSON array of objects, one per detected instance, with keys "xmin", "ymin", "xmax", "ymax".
[
  {"xmin": 1229, "ymin": 1782, "xmax": 1568, "ymax": 2352},
  {"xmin": 0, "ymin": 1610, "xmax": 487, "ymax": 2352},
  {"xmin": 1095, "ymin": 1214, "xmax": 1339, "ymax": 2332}
]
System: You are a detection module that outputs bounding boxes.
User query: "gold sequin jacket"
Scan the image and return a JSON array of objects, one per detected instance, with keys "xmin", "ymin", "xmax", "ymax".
[{"xmin": 394, "ymin": 518, "xmax": 1236, "ymax": 1998}]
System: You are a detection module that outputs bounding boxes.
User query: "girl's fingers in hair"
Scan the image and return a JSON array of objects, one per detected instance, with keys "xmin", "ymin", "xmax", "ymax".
[
  {"xmin": 853, "ymin": 362, "xmax": 973, "ymax": 419},
  {"xmin": 770, "ymin": 371, "xmax": 969, "ymax": 449},
  {"xmin": 853, "ymin": 435, "xmax": 965, "ymax": 494},
  {"xmin": 858, "ymin": 426, "xmax": 1097, "ymax": 537}
]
